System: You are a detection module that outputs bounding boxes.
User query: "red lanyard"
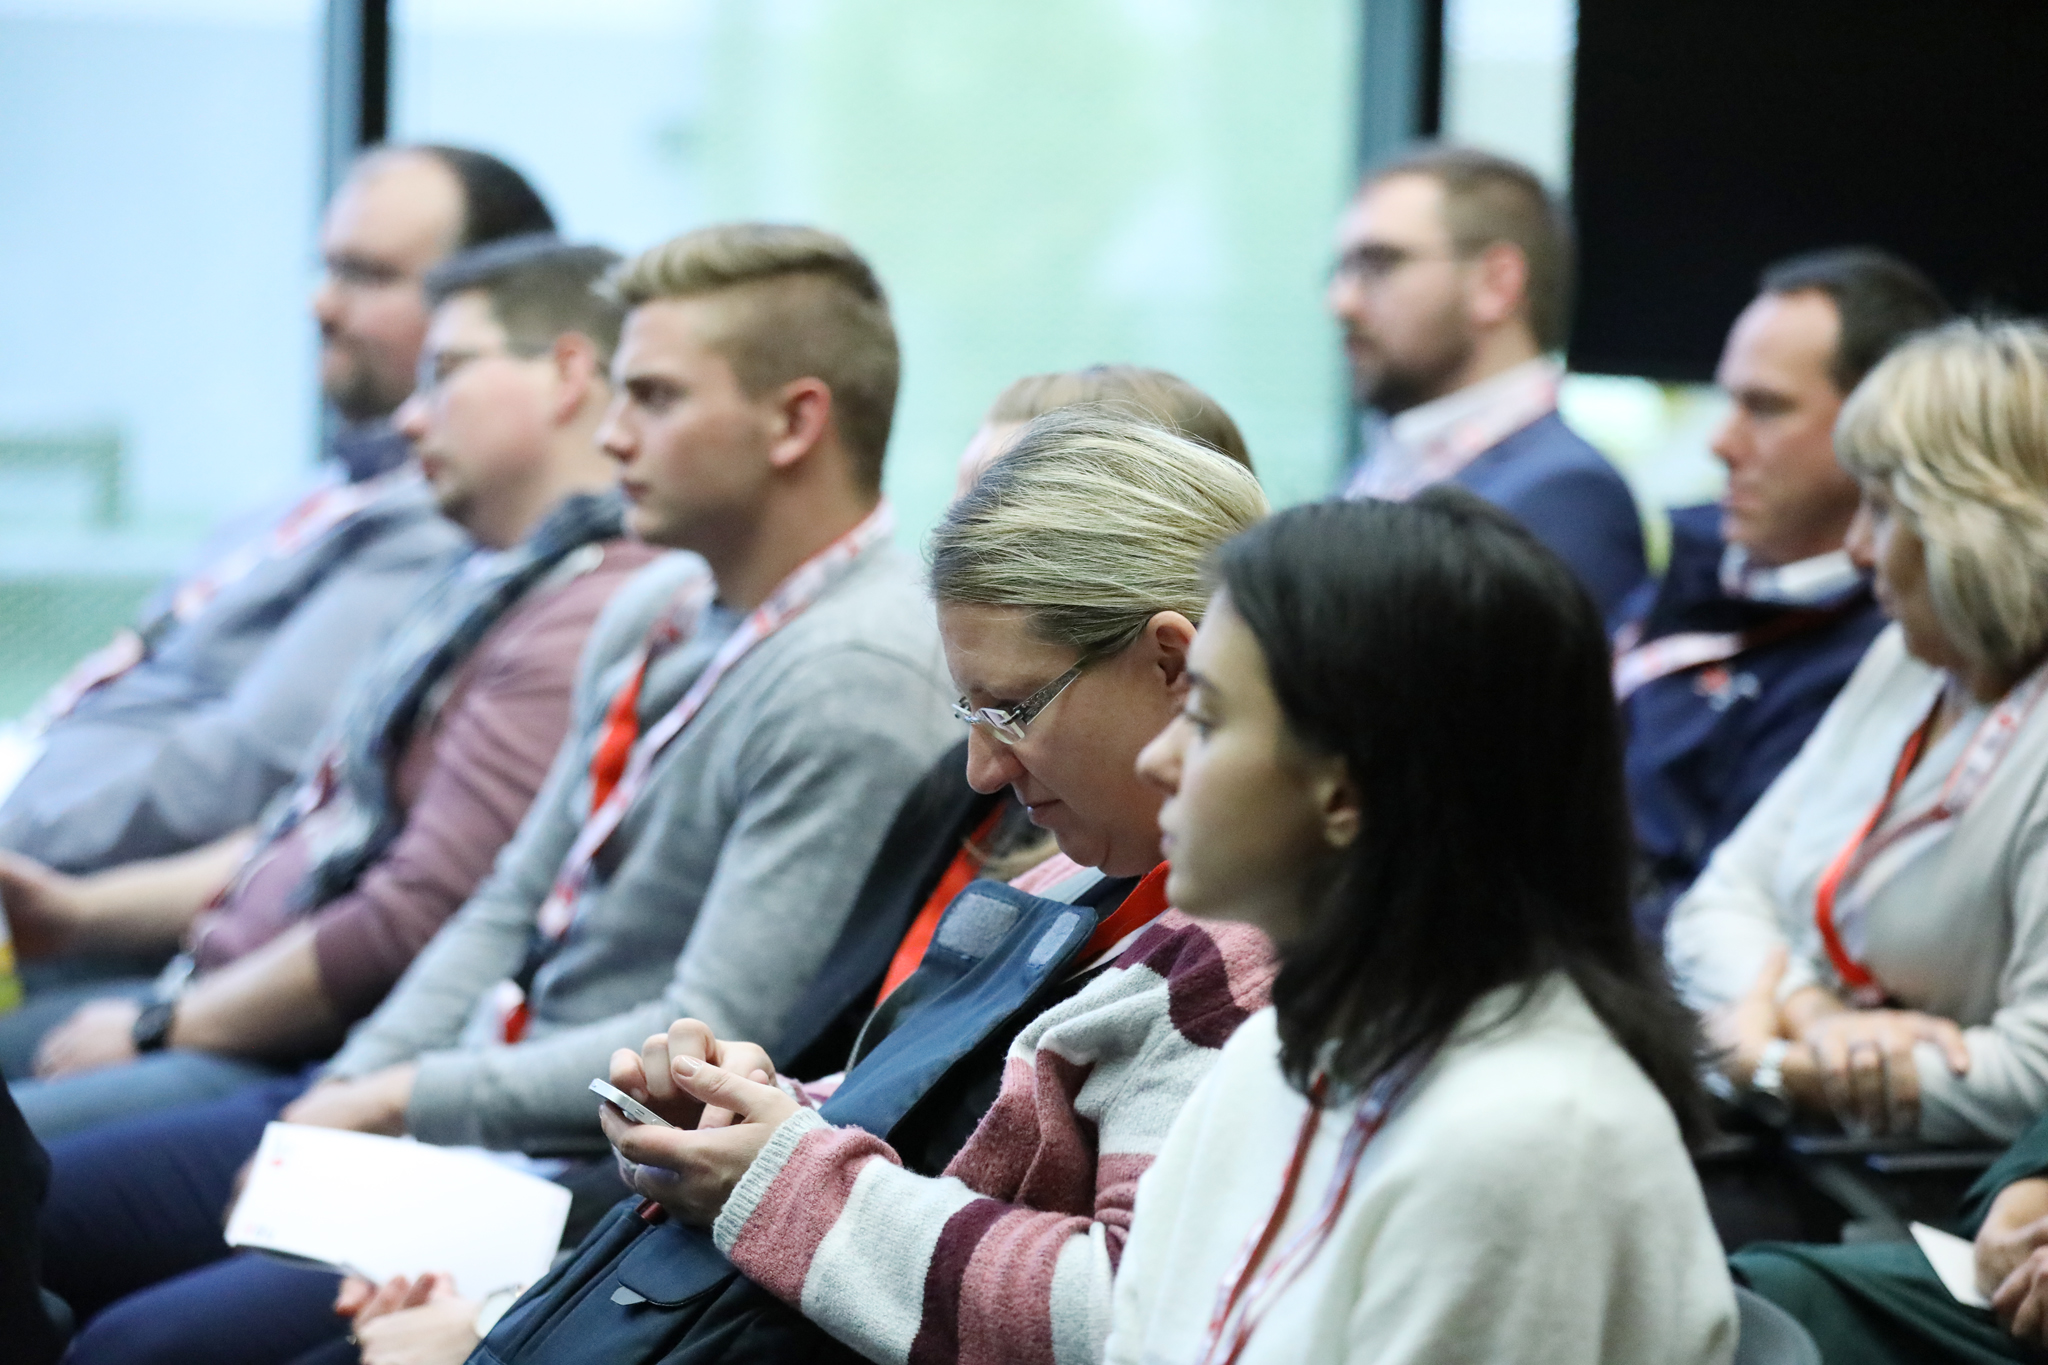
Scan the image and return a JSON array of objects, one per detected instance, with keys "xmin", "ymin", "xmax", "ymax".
[
  {"xmin": 1197, "ymin": 1054, "xmax": 1428, "ymax": 1365},
  {"xmin": 1077, "ymin": 861, "xmax": 1170, "ymax": 965},
  {"xmin": 533, "ymin": 504, "xmax": 892, "ymax": 942},
  {"xmin": 1812, "ymin": 699, "xmax": 1939, "ymax": 998},
  {"xmin": 876, "ymin": 806, "xmax": 1007, "ymax": 1005},
  {"xmin": 1814, "ymin": 662, "xmax": 2048, "ymax": 1001},
  {"xmin": 879, "ymin": 855, "xmax": 1172, "ymax": 1006}
]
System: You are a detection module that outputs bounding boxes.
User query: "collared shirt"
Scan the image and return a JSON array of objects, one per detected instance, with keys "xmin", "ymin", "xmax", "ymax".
[
  {"xmin": 1719, "ymin": 544, "xmax": 1864, "ymax": 606},
  {"xmin": 1343, "ymin": 357, "xmax": 1563, "ymax": 501}
]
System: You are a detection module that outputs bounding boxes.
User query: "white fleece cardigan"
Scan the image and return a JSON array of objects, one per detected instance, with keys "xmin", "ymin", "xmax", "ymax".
[{"xmin": 1104, "ymin": 979, "xmax": 1736, "ymax": 1365}]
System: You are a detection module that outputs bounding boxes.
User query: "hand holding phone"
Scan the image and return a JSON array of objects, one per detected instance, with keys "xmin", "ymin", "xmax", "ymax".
[{"xmin": 588, "ymin": 1078, "xmax": 676, "ymax": 1129}]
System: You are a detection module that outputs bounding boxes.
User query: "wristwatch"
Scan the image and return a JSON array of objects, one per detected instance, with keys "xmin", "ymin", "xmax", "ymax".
[
  {"xmin": 1746, "ymin": 1038, "xmax": 1793, "ymax": 1125},
  {"xmin": 131, "ymin": 998, "xmax": 178, "ymax": 1053},
  {"xmin": 474, "ymin": 1286, "xmax": 523, "ymax": 1338}
]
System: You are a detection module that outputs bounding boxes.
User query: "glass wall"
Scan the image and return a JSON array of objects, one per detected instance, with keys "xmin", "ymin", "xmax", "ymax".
[
  {"xmin": 392, "ymin": 0, "xmax": 1362, "ymax": 544},
  {"xmin": 0, "ymin": 0, "xmax": 323, "ymax": 713}
]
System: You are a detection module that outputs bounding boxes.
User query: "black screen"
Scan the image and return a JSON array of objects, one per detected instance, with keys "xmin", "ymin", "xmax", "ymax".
[{"xmin": 1570, "ymin": 0, "xmax": 2048, "ymax": 380}]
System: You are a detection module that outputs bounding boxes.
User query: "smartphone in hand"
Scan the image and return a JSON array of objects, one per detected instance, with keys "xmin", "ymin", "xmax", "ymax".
[{"xmin": 589, "ymin": 1078, "xmax": 677, "ymax": 1129}]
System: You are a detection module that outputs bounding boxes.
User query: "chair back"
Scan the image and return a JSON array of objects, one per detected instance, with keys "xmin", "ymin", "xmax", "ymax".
[{"xmin": 1732, "ymin": 1285, "xmax": 1821, "ymax": 1365}]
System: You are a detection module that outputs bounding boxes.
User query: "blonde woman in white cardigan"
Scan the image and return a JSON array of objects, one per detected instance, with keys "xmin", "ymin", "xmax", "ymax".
[
  {"xmin": 1109, "ymin": 494, "xmax": 1733, "ymax": 1365},
  {"xmin": 1670, "ymin": 319, "xmax": 2048, "ymax": 1144}
]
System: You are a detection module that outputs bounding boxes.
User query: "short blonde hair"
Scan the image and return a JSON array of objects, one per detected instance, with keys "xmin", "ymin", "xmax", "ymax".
[
  {"xmin": 610, "ymin": 224, "xmax": 898, "ymax": 490},
  {"xmin": 930, "ymin": 408, "xmax": 1268, "ymax": 653},
  {"xmin": 1836, "ymin": 319, "xmax": 2048, "ymax": 680},
  {"xmin": 984, "ymin": 366, "xmax": 1253, "ymax": 472}
]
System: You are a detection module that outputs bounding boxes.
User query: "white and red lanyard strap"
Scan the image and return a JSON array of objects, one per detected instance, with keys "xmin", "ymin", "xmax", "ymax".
[
  {"xmin": 1196, "ymin": 1052, "xmax": 1431, "ymax": 1365},
  {"xmin": 33, "ymin": 474, "xmax": 396, "ymax": 726},
  {"xmin": 169, "ymin": 473, "xmax": 396, "ymax": 624},
  {"xmin": 532, "ymin": 504, "xmax": 895, "ymax": 942},
  {"xmin": 1612, "ymin": 604, "xmax": 1856, "ymax": 702},
  {"xmin": 1815, "ymin": 662, "xmax": 2048, "ymax": 1003}
]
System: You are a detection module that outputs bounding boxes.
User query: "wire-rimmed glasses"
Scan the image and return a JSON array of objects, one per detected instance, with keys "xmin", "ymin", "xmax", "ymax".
[{"xmin": 951, "ymin": 663, "xmax": 1083, "ymax": 746}]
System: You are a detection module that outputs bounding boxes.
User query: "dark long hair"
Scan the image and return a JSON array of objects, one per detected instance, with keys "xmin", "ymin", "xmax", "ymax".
[{"xmin": 1215, "ymin": 490, "xmax": 1707, "ymax": 1138}]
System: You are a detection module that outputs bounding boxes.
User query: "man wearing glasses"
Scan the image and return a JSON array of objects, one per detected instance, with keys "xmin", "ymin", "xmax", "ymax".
[
  {"xmin": 0, "ymin": 146, "xmax": 550, "ymax": 879},
  {"xmin": 1, "ymin": 237, "xmax": 657, "ymax": 1138},
  {"xmin": 1330, "ymin": 144, "xmax": 1647, "ymax": 620}
]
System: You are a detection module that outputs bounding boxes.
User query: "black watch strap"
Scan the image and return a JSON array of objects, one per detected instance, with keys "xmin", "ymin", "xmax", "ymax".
[{"xmin": 132, "ymin": 999, "xmax": 178, "ymax": 1053}]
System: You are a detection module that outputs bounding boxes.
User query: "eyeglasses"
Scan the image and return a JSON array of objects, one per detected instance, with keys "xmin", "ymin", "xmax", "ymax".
[
  {"xmin": 952, "ymin": 664, "xmax": 1084, "ymax": 746},
  {"xmin": 322, "ymin": 254, "xmax": 411, "ymax": 293},
  {"xmin": 1331, "ymin": 243, "xmax": 1467, "ymax": 286},
  {"xmin": 414, "ymin": 345, "xmax": 543, "ymax": 398}
]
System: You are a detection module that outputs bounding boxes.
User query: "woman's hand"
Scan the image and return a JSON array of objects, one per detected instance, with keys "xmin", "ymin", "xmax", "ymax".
[
  {"xmin": 601, "ymin": 1053, "xmax": 798, "ymax": 1227},
  {"xmin": 1797, "ymin": 1008, "xmax": 1969, "ymax": 1136},
  {"xmin": 30, "ymin": 997, "xmax": 141, "ymax": 1077},
  {"xmin": 0, "ymin": 850, "xmax": 86, "ymax": 958},
  {"xmin": 335, "ymin": 1272, "xmax": 480, "ymax": 1365},
  {"xmin": 604, "ymin": 1019, "xmax": 778, "ymax": 1132},
  {"xmin": 1707, "ymin": 947, "xmax": 1790, "ymax": 1080},
  {"xmin": 1977, "ymin": 1178, "xmax": 2048, "ymax": 1297},
  {"xmin": 1994, "ymin": 1244, "xmax": 2048, "ymax": 1346}
]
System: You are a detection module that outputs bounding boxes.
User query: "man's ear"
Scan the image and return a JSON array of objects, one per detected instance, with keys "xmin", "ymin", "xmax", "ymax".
[
  {"xmin": 765, "ymin": 377, "xmax": 835, "ymax": 472},
  {"xmin": 550, "ymin": 333, "xmax": 601, "ymax": 425},
  {"xmin": 1147, "ymin": 611, "xmax": 1199, "ymax": 694},
  {"xmin": 1466, "ymin": 240, "xmax": 1531, "ymax": 333}
]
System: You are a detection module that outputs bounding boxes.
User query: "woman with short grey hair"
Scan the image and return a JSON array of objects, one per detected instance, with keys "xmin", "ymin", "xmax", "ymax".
[{"xmin": 1670, "ymin": 319, "xmax": 2048, "ymax": 1144}]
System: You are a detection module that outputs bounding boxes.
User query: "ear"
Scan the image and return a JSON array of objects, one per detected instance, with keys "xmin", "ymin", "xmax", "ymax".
[
  {"xmin": 1465, "ymin": 240, "xmax": 1531, "ymax": 334},
  {"xmin": 549, "ymin": 333, "xmax": 602, "ymax": 426},
  {"xmin": 764, "ymin": 377, "xmax": 835, "ymax": 473},
  {"xmin": 1142, "ymin": 610, "xmax": 1199, "ymax": 696},
  {"xmin": 1308, "ymin": 756, "xmax": 1362, "ymax": 850}
]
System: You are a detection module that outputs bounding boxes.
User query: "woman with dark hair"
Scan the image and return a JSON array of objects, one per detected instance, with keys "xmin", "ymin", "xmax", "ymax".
[{"xmin": 1110, "ymin": 491, "xmax": 1736, "ymax": 1363}]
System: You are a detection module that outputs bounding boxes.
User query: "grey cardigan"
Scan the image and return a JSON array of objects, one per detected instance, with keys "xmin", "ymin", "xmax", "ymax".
[
  {"xmin": 325, "ymin": 544, "xmax": 957, "ymax": 1152},
  {"xmin": 0, "ymin": 471, "xmax": 466, "ymax": 872},
  {"xmin": 1670, "ymin": 626, "xmax": 2048, "ymax": 1143}
]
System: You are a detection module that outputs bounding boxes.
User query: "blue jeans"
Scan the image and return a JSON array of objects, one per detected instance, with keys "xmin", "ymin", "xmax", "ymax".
[{"xmin": 13, "ymin": 1048, "xmax": 284, "ymax": 1142}]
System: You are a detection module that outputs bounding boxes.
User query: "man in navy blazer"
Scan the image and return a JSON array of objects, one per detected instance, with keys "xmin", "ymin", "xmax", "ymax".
[
  {"xmin": 1617, "ymin": 248, "xmax": 1948, "ymax": 937},
  {"xmin": 1332, "ymin": 144, "xmax": 1645, "ymax": 620}
]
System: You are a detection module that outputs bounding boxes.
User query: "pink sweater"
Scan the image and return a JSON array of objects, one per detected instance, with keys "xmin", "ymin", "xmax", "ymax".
[{"xmin": 712, "ymin": 909, "xmax": 1277, "ymax": 1365}]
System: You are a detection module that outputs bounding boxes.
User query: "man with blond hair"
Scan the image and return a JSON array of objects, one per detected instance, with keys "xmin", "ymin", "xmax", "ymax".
[
  {"xmin": 1332, "ymin": 143, "xmax": 1646, "ymax": 618},
  {"xmin": 39, "ymin": 225, "xmax": 956, "ymax": 1365}
]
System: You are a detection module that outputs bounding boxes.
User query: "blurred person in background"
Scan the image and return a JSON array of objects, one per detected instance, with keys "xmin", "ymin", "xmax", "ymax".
[
  {"xmin": 38, "ymin": 223, "xmax": 956, "ymax": 1365},
  {"xmin": 952, "ymin": 362, "xmax": 1249, "ymax": 498},
  {"xmin": 0, "ymin": 238, "xmax": 660, "ymax": 1139},
  {"xmin": 0, "ymin": 144, "xmax": 554, "ymax": 888},
  {"xmin": 1618, "ymin": 248, "xmax": 1948, "ymax": 938},
  {"xmin": 1671, "ymin": 320, "xmax": 2048, "ymax": 1146},
  {"xmin": 1332, "ymin": 143, "xmax": 1647, "ymax": 619}
]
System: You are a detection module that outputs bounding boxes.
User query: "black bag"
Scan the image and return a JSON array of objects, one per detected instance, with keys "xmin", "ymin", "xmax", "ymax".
[
  {"xmin": 468, "ymin": 873, "xmax": 1130, "ymax": 1365},
  {"xmin": 470, "ymin": 1199, "xmax": 855, "ymax": 1365}
]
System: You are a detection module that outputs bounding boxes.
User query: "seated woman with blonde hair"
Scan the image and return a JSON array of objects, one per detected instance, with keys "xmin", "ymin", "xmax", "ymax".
[
  {"xmin": 1670, "ymin": 319, "xmax": 2048, "ymax": 1144},
  {"xmin": 335, "ymin": 409, "xmax": 1275, "ymax": 1365}
]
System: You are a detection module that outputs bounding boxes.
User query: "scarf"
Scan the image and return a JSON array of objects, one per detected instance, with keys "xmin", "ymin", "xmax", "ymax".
[{"xmin": 256, "ymin": 489, "xmax": 628, "ymax": 912}]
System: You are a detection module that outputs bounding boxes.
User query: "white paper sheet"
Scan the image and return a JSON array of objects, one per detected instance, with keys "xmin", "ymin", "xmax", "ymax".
[
  {"xmin": 1911, "ymin": 1221, "xmax": 1991, "ymax": 1308},
  {"xmin": 225, "ymin": 1122, "xmax": 571, "ymax": 1298}
]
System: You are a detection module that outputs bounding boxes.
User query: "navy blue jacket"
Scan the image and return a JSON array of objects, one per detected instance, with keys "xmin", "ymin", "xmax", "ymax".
[
  {"xmin": 1622, "ymin": 504, "xmax": 1888, "ymax": 937},
  {"xmin": 1453, "ymin": 411, "xmax": 1648, "ymax": 622}
]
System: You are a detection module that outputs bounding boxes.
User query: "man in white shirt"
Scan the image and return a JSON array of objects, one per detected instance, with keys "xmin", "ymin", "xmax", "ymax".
[
  {"xmin": 1618, "ymin": 247, "xmax": 1949, "ymax": 935},
  {"xmin": 1331, "ymin": 143, "xmax": 1646, "ymax": 617}
]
